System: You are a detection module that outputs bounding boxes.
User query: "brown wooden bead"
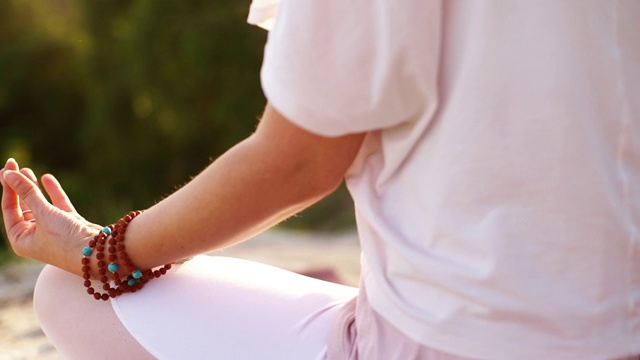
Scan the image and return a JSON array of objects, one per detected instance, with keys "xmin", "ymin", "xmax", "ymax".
[
  {"xmin": 96, "ymin": 252, "xmax": 104, "ymax": 260},
  {"xmin": 84, "ymin": 280, "xmax": 91, "ymax": 287},
  {"xmin": 118, "ymin": 252, "xmax": 127, "ymax": 259},
  {"xmin": 100, "ymin": 276, "xmax": 108, "ymax": 283},
  {"xmin": 89, "ymin": 240, "xmax": 96, "ymax": 247},
  {"xmin": 165, "ymin": 264, "xmax": 172, "ymax": 270},
  {"xmin": 101, "ymin": 293, "xmax": 109, "ymax": 301},
  {"xmin": 127, "ymin": 265, "xmax": 135, "ymax": 273},
  {"xmin": 108, "ymin": 238, "xmax": 116, "ymax": 245},
  {"xmin": 154, "ymin": 270, "xmax": 161, "ymax": 278},
  {"xmin": 116, "ymin": 243, "xmax": 125, "ymax": 251},
  {"xmin": 87, "ymin": 287, "xmax": 95, "ymax": 295},
  {"xmin": 108, "ymin": 254, "xmax": 117, "ymax": 262},
  {"xmin": 98, "ymin": 268, "xmax": 106, "ymax": 275},
  {"xmin": 114, "ymin": 279, "xmax": 122, "ymax": 286},
  {"xmin": 82, "ymin": 265, "xmax": 90, "ymax": 273},
  {"xmin": 108, "ymin": 289, "xmax": 117, "ymax": 298},
  {"xmin": 97, "ymin": 261, "xmax": 106, "ymax": 268},
  {"xmin": 82, "ymin": 272, "xmax": 91, "ymax": 280},
  {"xmin": 96, "ymin": 245, "xmax": 105, "ymax": 252},
  {"xmin": 103, "ymin": 283, "xmax": 111, "ymax": 291},
  {"xmin": 81, "ymin": 258, "xmax": 90, "ymax": 265},
  {"xmin": 93, "ymin": 293, "xmax": 101, "ymax": 300}
]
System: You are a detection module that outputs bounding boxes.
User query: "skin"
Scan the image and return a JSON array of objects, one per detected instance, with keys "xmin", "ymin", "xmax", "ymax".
[{"xmin": 0, "ymin": 103, "xmax": 365, "ymax": 277}]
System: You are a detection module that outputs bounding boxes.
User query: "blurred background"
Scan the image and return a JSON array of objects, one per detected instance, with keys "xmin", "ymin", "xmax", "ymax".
[
  {"xmin": 0, "ymin": 1, "xmax": 360, "ymax": 357},
  {"xmin": 0, "ymin": 0, "xmax": 356, "ymax": 264}
]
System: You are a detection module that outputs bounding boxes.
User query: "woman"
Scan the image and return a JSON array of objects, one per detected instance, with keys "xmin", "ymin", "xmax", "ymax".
[{"xmin": 3, "ymin": 0, "xmax": 640, "ymax": 359}]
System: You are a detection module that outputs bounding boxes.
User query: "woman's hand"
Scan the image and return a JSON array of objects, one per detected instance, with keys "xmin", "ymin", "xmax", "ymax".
[{"xmin": 1, "ymin": 158, "xmax": 102, "ymax": 275}]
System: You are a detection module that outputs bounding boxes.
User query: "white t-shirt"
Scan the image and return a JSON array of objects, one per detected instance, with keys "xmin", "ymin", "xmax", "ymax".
[{"xmin": 251, "ymin": 1, "xmax": 640, "ymax": 359}]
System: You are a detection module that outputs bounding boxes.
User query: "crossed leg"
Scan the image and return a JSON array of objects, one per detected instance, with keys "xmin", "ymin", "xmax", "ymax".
[
  {"xmin": 34, "ymin": 263, "xmax": 156, "ymax": 359},
  {"xmin": 34, "ymin": 255, "xmax": 358, "ymax": 360}
]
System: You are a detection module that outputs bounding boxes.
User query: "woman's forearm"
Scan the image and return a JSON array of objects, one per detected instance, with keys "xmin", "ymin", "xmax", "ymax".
[
  {"xmin": 101, "ymin": 104, "xmax": 365, "ymax": 272},
  {"xmin": 123, "ymin": 135, "xmax": 329, "ymax": 270}
]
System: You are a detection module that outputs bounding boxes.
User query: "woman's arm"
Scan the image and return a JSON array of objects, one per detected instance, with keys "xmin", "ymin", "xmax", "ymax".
[
  {"xmin": 1, "ymin": 103, "xmax": 365, "ymax": 276},
  {"xmin": 125, "ymin": 103, "xmax": 364, "ymax": 271}
]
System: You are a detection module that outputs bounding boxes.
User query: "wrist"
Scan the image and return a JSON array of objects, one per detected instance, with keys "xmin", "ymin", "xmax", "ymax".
[
  {"xmin": 79, "ymin": 211, "xmax": 174, "ymax": 301},
  {"xmin": 64, "ymin": 231, "xmax": 100, "ymax": 277}
]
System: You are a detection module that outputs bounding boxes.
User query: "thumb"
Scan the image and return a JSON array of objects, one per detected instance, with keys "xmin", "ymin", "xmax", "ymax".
[{"xmin": 3, "ymin": 170, "xmax": 51, "ymax": 215}]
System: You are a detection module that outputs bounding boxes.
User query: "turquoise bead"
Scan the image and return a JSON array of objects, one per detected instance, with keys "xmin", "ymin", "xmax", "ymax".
[
  {"xmin": 108, "ymin": 263, "xmax": 118, "ymax": 272},
  {"xmin": 82, "ymin": 247, "xmax": 92, "ymax": 256},
  {"xmin": 102, "ymin": 227, "xmax": 112, "ymax": 235},
  {"xmin": 127, "ymin": 279, "xmax": 137, "ymax": 286},
  {"xmin": 132, "ymin": 269, "xmax": 143, "ymax": 279}
]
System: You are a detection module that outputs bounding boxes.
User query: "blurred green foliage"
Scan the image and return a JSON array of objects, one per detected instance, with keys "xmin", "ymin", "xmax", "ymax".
[{"xmin": 0, "ymin": 0, "xmax": 355, "ymax": 259}]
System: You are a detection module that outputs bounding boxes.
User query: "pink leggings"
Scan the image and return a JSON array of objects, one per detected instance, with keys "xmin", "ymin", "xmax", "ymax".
[
  {"xmin": 38, "ymin": 256, "xmax": 625, "ymax": 359},
  {"xmin": 34, "ymin": 256, "xmax": 358, "ymax": 359}
]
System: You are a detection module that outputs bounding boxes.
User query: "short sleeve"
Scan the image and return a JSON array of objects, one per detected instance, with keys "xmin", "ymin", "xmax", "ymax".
[
  {"xmin": 254, "ymin": 0, "xmax": 442, "ymax": 137},
  {"xmin": 247, "ymin": 0, "xmax": 280, "ymax": 30}
]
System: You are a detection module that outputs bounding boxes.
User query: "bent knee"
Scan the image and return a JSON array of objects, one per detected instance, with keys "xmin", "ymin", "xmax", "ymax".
[
  {"xmin": 33, "ymin": 266, "xmax": 155, "ymax": 359},
  {"xmin": 33, "ymin": 265, "xmax": 82, "ymax": 327}
]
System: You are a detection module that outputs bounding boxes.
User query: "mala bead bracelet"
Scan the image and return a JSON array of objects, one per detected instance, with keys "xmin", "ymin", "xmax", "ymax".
[{"xmin": 81, "ymin": 210, "xmax": 173, "ymax": 301}]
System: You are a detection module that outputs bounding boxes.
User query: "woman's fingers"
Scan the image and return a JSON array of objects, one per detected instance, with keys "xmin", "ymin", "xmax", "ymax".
[
  {"xmin": 41, "ymin": 174, "xmax": 76, "ymax": 213},
  {"xmin": 11, "ymin": 166, "xmax": 77, "ymax": 214},
  {"xmin": 1, "ymin": 159, "xmax": 22, "ymax": 234},
  {"xmin": 20, "ymin": 168, "xmax": 39, "ymax": 186},
  {"xmin": 0, "ymin": 158, "xmax": 19, "ymax": 187},
  {"xmin": 2, "ymin": 170, "xmax": 52, "ymax": 220},
  {"xmin": 20, "ymin": 168, "xmax": 37, "ymax": 182},
  {"xmin": 19, "ymin": 168, "xmax": 39, "ymax": 219}
]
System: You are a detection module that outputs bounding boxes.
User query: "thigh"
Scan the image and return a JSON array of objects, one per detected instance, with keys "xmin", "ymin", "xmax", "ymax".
[
  {"xmin": 111, "ymin": 255, "xmax": 358, "ymax": 360},
  {"xmin": 34, "ymin": 265, "xmax": 156, "ymax": 360}
]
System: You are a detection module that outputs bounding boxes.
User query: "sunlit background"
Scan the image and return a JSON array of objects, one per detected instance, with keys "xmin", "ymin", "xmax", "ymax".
[
  {"xmin": 0, "ymin": 1, "xmax": 359, "ymax": 357},
  {"xmin": 0, "ymin": 0, "xmax": 355, "ymax": 263}
]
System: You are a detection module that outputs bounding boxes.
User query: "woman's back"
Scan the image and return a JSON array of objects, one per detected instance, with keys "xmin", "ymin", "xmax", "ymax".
[
  {"xmin": 360, "ymin": 2, "xmax": 640, "ymax": 358},
  {"xmin": 260, "ymin": 0, "xmax": 640, "ymax": 358}
]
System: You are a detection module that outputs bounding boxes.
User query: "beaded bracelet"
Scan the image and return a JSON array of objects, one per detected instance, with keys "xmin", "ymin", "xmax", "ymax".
[{"xmin": 81, "ymin": 210, "xmax": 173, "ymax": 301}]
